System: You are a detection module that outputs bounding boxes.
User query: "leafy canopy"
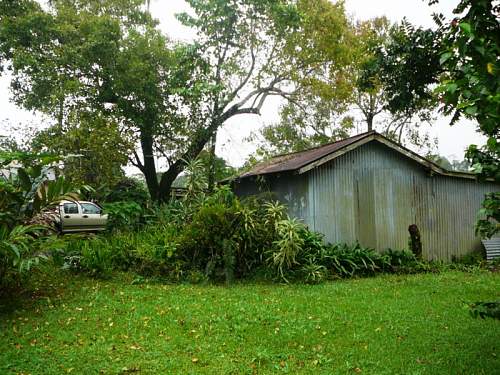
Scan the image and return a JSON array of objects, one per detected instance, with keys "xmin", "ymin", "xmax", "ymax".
[{"xmin": 434, "ymin": 0, "xmax": 500, "ymax": 238}]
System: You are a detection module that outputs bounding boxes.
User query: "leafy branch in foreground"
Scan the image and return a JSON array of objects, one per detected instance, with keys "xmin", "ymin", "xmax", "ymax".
[
  {"xmin": 435, "ymin": 0, "xmax": 500, "ymax": 238},
  {"xmin": 0, "ymin": 152, "xmax": 84, "ymax": 290}
]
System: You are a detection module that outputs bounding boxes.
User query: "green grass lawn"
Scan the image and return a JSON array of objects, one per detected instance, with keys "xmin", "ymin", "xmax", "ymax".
[{"xmin": 1, "ymin": 271, "xmax": 499, "ymax": 374}]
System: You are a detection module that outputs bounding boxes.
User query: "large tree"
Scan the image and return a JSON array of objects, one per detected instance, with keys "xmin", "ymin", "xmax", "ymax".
[
  {"xmin": 0, "ymin": 0, "xmax": 200, "ymax": 200},
  {"xmin": 243, "ymin": 0, "xmax": 355, "ymax": 156},
  {"xmin": 0, "ymin": 0, "xmax": 352, "ymax": 202},
  {"xmin": 173, "ymin": 0, "xmax": 352, "ymax": 186}
]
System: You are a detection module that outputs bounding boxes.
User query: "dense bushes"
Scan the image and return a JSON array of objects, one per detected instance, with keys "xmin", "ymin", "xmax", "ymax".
[
  {"xmin": 102, "ymin": 201, "xmax": 144, "ymax": 231},
  {"xmin": 1, "ymin": 165, "xmax": 490, "ymax": 292},
  {"xmin": 0, "ymin": 152, "xmax": 83, "ymax": 293},
  {"xmin": 54, "ymin": 185, "xmax": 436, "ymax": 284},
  {"xmin": 47, "ymin": 158, "xmax": 491, "ymax": 284}
]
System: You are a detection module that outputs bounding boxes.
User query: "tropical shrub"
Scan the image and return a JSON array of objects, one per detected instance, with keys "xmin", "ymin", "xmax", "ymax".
[
  {"xmin": 79, "ymin": 238, "xmax": 113, "ymax": 278},
  {"xmin": 267, "ymin": 217, "xmax": 305, "ymax": 282},
  {"xmin": 49, "ymin": 179, "xmax": 454, "ymax": 285},
  {"xmin": 315, "ymin": 243, "xmax": 380, "ymax": 278},
  {"xmin": 102, "ymin": 201, "xmax": 144, "ymax": 231},
  {"xmin": 0, "ymin": 152, "xmax": 84, "ymax": 291},
  {"xmin": 179, "ymin": 187, "xmax": 240, "ymax": 281},
  {"xmin": 0, "ymin": 225, "xmax": 48, "ymax": 292},
  {"xmin": 380, "ymin": 248, "xmax": 421, "ymax": 274},
  {"xmin": 133, "ymin": 224, "xmax": 181, "ymax": 277},
  {"xmin": 101, "ymin": 177, "xmax": 150, "ymax": 205}
]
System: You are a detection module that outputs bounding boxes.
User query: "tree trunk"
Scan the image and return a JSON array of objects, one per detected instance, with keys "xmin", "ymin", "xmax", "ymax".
[
  {"xmin": 158, "ymin": 160, "xmax": 183, "ymax": 203},
  {"xmin": 366, "ymin": 113, "xmax": 374, "ymax": 132},
  {"xmin": 157, "ymin": 118, "xmax": 222, "ymax": 203},
  {"xmin": 207, "ymin": 131, "xmax": 217, "ymax": 193},
  {"xmin": 140, "ymin": 131, "xmax": 159, "ymax": 201}
]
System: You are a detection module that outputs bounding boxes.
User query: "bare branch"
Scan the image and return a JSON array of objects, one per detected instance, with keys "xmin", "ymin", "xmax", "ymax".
[
  {"xmin": 129, "ymin": 151, "xmax": 145, "ymax": 173},
  {"xmin": 226, "ymin": 43, "xmax": 257, "ymax": 105},
  {"xmin": 225, "ymin": 74, "xmax": 287, "ymax": 114},
  {"xmin": 155, "ymin": 147, "xmax": 173, "ymax": 167}
]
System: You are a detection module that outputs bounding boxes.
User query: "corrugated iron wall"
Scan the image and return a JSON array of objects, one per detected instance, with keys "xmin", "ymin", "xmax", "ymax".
[
  {"xmin": 305, "ymin": 142, "xmax": 498, "ymax": 260},
  {"xmin": 234, "ymin": 141, "xmax": 500, "ymax": 260}
]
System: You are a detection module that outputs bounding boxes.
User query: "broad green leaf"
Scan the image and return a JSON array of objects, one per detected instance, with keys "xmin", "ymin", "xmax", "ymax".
[
  {"xmin": 459, "ymin": 22, "xmax": 472, "ymax": 35},
  {"xmin": 465, "ymin": 105, "xmax": 477, "ymax": 115},
  {"xmin": 439, "ymin": 52, "xmax": 452, "ymax": 65}
]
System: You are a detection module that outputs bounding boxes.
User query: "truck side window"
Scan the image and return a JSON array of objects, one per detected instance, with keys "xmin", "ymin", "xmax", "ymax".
[
  {"xmin": 64, "ymin": 203, "xmax": 78, "ymax": 214},
  {"xmin": 81, "ymin": 203, "xmax": 101, "ymax": 214}
]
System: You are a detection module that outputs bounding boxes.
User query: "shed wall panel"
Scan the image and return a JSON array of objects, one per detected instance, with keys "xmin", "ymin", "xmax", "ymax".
[{"xmin": 305, "ymin": 142, "xmax": 499, "ymax": 260}]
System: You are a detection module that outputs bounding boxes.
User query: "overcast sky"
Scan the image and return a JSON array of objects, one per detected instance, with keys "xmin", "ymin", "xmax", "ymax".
[{"xmin": 0, "ymin": 0, "xmax": 485, "ymax": 168}]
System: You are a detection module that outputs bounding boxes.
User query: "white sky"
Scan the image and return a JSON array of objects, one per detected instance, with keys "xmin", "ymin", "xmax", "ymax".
[{"xmin": 0, "ymin": 0, "xmax": 485, "ymax": 169}]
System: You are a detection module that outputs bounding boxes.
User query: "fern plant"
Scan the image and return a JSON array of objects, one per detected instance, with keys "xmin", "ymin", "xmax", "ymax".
[{"xmin": 0, "ymin": 224, "xmax": 47, "ymax": 289}]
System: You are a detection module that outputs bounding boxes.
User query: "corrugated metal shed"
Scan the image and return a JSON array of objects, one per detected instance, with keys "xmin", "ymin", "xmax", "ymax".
[
  {"xmin": 233, "ymin": 132, "xmax": 500, "ymax": 261},
  {"xmin": 483, "ymin": 238, "xmax": 500, "ymax": 260}
]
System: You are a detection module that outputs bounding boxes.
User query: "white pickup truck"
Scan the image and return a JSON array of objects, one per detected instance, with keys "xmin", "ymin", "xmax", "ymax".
[{"xmin": 55, "ymin": 200, "xmax": 108, "ymax": 233}]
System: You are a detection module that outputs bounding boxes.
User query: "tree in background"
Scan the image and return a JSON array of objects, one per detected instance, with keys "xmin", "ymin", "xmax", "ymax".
[
  {"xmin": 175, "ymin": 0, "xmax": 352, "ymax": 189},
  {"xmin": 354, "ymin": 18, "xmax": 441, "ymax": 151},
  {"xmin": 30, "ymin": 113, "xmax": 133, "ymax": 189},
  {"xmin": 427, "ymin": 154, "xmax": 471, "ymax": 172},
  {"xmin": 246, "ymin": 1, "xmax": 356, "ymax": 156},
  {"xmin": 433, "ymin": 0, "xmax": 500, "ymax": 238},
  {"xmin": 0, "ymin": 0, "xmax": 163, "ymax": 199},
  {"xmin": 254, "ymin": 16, "xmax": 441, "ymax": 158},
  {"xmin": 253, "ymin": 88, "xmax": 354, "ymax": 156},
  {"xmin": 1, "ymin": 0, "xmax": 221, "ymax": 202}
]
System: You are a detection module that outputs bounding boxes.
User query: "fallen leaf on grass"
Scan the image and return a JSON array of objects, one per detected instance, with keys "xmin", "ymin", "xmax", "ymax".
[{"xmin": 121, "ymin": 366, "xmax": 140, "ymax": 373}]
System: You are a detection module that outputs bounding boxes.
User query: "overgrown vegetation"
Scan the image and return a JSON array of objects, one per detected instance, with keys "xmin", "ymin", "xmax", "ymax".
[
  {"xmin": 1, "ymin": 146, "xmax": 495, "ymax": 298},
  {"xmin": 50, "ymin": 180, "xmax": 487, "ymax": 285},
  {"xmin": 0, "ymin": 152, "xmax": 83, "ymax": 293}
]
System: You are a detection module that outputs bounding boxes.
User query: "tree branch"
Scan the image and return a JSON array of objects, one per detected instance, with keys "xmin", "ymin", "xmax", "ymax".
[
  {"xmin": 130, "ymin": 150, "xmax": 145, "ymax": 173},
  {"xmin": 225, "ymin": 43, "xmax": 256, "ymax": 105}
]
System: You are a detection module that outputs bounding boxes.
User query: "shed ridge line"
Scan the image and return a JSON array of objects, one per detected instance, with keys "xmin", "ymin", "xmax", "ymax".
[{"xmin": 237, "ymin": 131, "xmax": 481, "ymax": 181}]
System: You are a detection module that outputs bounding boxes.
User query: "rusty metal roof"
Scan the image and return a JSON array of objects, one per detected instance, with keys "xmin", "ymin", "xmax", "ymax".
[
  {"xmin": 239, "ymin": 131, "xmax": 375, "ymax": 178},
  {"xmin": 237, "ymin": 130, "xmax": 478, "ymax": 180}
]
